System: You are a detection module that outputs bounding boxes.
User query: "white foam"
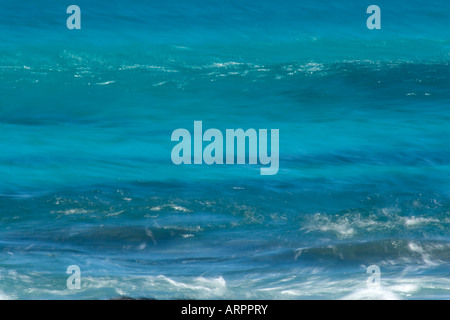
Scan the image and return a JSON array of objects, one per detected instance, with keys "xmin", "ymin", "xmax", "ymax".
[
  {"xmin": 149, "ymin": 204, "xmax": 192, "ymax": 213},
  {"xmin": 407, "ymin": 242, "xmax": 442, "ymax": 267},
  {"xmin": 210, "ymin": 62, "xmax": 243, "ymax": 68},
  {"xmin": 389, "ymin": 284, "xmax": 419, "ymax": 294},
  {"xmin": 169, "ymin": 204, "xmax": 191, "ymax": 212},
  {"xmin": 303, "ymin": 213, "xmax": 356, "ymax": 239},
  {"xmin": 297, "ymin": 62, "xmax": 324, "ymax": 74},
  {"xmin": 155, "ymin": 275, "xmax": 227, "ymax": 298},
  {"xmin": 95, "ymin": 81, "xmax": 115, "ymax": 86},
  {"xmin": 52, "ymin": 208, "xmax": 93, "ymax": 215},
  {"xmin": 403, "ymin": 216, "xmax": 439, "ymax": 226},
  {"xmin": 0, "ymin": 291, "xmax": 11, "ymax": 300},
  {"xmin": 342, "ymin": 287, "xmax": 401, "ymax": 300}
]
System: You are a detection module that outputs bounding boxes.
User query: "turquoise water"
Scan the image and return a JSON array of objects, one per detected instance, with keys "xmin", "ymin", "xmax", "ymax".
[{"xmin": 0, "ymin": 0, "xmax": 449, "ymax": 299}]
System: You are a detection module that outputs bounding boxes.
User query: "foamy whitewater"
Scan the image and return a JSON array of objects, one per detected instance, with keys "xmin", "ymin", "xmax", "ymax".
[{"xmin": 0, "ymin": 0, "xmax": 449, "ymax": 299}]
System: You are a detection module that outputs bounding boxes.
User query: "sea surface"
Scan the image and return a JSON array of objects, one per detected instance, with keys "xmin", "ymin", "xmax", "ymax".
[{"xmin": 0, "ymin": 0, "xmax": 449, "ymax": 299}]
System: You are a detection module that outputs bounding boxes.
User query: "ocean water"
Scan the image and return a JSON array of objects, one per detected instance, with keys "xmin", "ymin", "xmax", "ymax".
[{"xmin": 0, "ymin": 0, "xmax": 449, "ymax": 299}]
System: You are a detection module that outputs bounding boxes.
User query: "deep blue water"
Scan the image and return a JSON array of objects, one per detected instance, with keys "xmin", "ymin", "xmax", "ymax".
[{"xmin": 0, "ymin": 0, "xmax": 449, "ymax": 299}]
